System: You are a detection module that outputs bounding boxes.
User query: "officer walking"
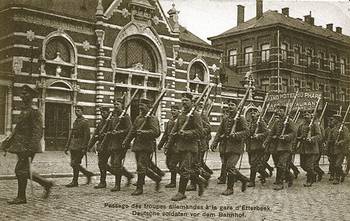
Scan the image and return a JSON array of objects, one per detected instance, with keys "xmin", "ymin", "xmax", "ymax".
[{"xmin": 5, "ymin": 85, "xmax": 53, "ymax": 204}]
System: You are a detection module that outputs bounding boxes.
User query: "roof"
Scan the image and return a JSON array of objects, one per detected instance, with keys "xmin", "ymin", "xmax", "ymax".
[
  {"xmin": 209, "ymin": 10, "xmax": 350, "ymax": 46},
  {"xmin": 0, "ymin": 0, "xmax": 114, "ymax": 21}
]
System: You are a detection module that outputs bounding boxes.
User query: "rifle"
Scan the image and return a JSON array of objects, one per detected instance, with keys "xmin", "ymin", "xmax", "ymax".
[
  {"xmin": 180, "ymin": 85, "xmax": 210, "ymax": 132},
  {"xmin": 267, "ymin": 113, "xmax": 275, "ymax": 129},
  {"xmin": 318, "ymin": 102, "xmax": 328, "ymax": 126},
  {"xmin": 87, "ymin": 111, "xmax": 113, "ymax": 153},
  {"xmin": 280, "ymin": 90, "xmax": 298, "ymax": 136},
  {"xmin": 137, "ymin": 88, "xmax": 168, "ymax": 166},
  {"xmin": 254, "ymin": 93, "xmax": 269, "ymax": 136},
  {"xmin": 230, "ymin": 86, "xmax": 251, "ymax": 135},
  {"xmin": 200, "ymin": 85, "xmax": 213, "ymax": 116},
  {"xmin": 206, "ymin": 101, "xmax": 214, "ymax": 118},
  {"xmin": 262, "ymin": 103, "xmax": 270, "ymax": 120},
  {"xmin": 292, "ymin": 107, "xmax": 300, "ymax": 123},
  {"xmin": 335, "ymin": 104, "xmax": 350, "ymax": 143},
  {"xmin": 100, "ymin": 89, "xmax": 139, "ymax": 148}
]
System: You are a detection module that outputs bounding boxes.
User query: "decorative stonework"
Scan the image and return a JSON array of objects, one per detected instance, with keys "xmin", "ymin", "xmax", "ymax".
[
  {"xmin": 95, "ymin": 30, "xmax": 105, "ymax": 48},
  {"xmin": 121, "ymin": 8, "xmax": 131, "ymax": 18},
  {"xmin": 26, "ymin": 30, "xmax": 35, "ymax": 41},
  {"xmin": 211, "ymin": 64, "xmax": 217, "ymax": 72},
  {"xmin": 13, "ymin": 57, "xmax": 23, "ymax": 75},
  {"xmin": 152, "ymin": 16, "xmax": 160, "ymax": 25},
  {"xmin": 82, "ymin": 40, "xmax": 90, "ymax": 51}
]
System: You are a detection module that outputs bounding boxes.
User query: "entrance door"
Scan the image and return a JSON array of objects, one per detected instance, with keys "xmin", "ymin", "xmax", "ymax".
[{"xmin": 45, "ymin": 103, "xmax": 70, "ymax": 150}]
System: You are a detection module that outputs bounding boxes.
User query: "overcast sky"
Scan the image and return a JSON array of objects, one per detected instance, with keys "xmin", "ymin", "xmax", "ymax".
[{"xmin": 159, "ymin": 0, "xmax": 350, "ymax": 43}]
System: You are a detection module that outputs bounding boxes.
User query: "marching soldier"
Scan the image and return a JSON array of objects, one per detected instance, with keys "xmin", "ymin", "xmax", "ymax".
[
  {"xmin": 64, "ymin": 105, "xmax": 94, "ymax": 187},
  {"xmin": 187, "ymin": 96, "xmax": 212, "ymax": 191},
  {"xmin": 5, "ymin": 85, "xmax": 53, "ymax": 204},
  {"xmin": 211, "ymin": 99, "xmax": 249, "ymax": 196},
  {"xmin": 264, "ymin": 104, "xmax": 296, "ymax": 190},
  {"xmin": 158, "ymin": 104, "xmax": 181, "ymax": 188},
  {"xmin": 314, "ymin": 115, "xmax": 326, "ymax": 181},
  {"xmin": 296, "ymin": 110, "xmax": 321, "ymax": 187},
  {"xmin": 108, "ymin": 98, "xmax": 133, "ymax": 192},
  {"xmin": 246, "ymin": 109, "xmax": 269, "ymax": 187},
  {"xmin": 169, "ymin": 93, "xmax": 204, "ymax": 201},
  {"xmin": 217, "ymin": 106, "xmax": 228, "ymax": 184},
  {"xmin": 325, "ymin": 122, "xmax": 335, "ymax": 181},
  {"xmin": 123, "ymin": 98, "xmax": 162, "ymax": 195},
  {"xmin": 91, "ymin": 106, "xmax": 112, "ymax": 189},
  {"xmin": 326, "ymin": 113, "xmax": 350, "ymax": 184}
]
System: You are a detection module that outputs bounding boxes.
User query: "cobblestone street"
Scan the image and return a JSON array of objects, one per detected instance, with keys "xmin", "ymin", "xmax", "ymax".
[{"xmin": 1, "ymin": 161, "xmax": 350, "ymax": 221}]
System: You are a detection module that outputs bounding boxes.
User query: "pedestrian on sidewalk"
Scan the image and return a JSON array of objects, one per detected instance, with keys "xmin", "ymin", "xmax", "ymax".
[
  {"xmin": 4, "ymin": 85, "xmax": 53, "ymax": 204},
  {"xmin": 64, "ymin": 105, "xmax": 94, "ymax": 187}
]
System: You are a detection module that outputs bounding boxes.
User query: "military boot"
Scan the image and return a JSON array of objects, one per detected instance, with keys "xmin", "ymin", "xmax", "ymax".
[
  {"xmin": 78, "ymin": 165, "xmax": 94, "ymax": 184},
  {"xmin": 131, "ymin": 174, "xmax": 145, "ymax": 196},
  {"xmin": 273, "ymin": 169, "xmax": 284, "ymax": 191},
  {"xmin": 94, "ymin": 169, "xmax": 107, "ymax": 189},
  {"xmin": 221, "ymin": 175, "xmax": 234, "ymax": 196},
  {"xmin": 66, "ymin": 168, "xmax": 79, "ymax": 187},
  {"xmin": 32, "ymin": 172, "xmax": 54, "ymax": 198},
  {"xmin": 111, "ymin": 175, "xmax": 121, "ymax": 192},
  {"xmin": 171, "ymin": 177, "xmax": 188, "ymax": 201},
  {"xmin": 8, "ymin": 176, "xmax": 27, "ymax": 204},
  {"xmin": 247, "ymin": 169, "xmax": 256, "ymax": 187},
  {"xmin": 236, "ymin": 171, "xmax": 249, "ymax": 192},
  {"xmin": 165, "ymin": 172, "xmax": 177, "ymax": 188},
  {"xmin": 146, "ymin": 169, "xmax": 161, "ymax": 191},
  {"xmin": 303, "ymin": 174, "xmax": 312, "ymax": 187}
]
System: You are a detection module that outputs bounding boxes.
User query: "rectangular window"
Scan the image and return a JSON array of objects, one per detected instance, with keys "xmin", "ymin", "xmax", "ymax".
[
  {"xmin": 319, "ymin": 52, "xmax": 325, "ymax": 69},
  {"xmin": 261, "ymin": 44, "xmax": 270, "ymax": 62},
  {"xmin": 228, "ymin": 49, "xmax": 237, "ymax": 66},
  {"xmin": 319, "ymin": 84, "xmax": 324, "ymax": 92},
  {"xmin": 281, "ymin": 43, "xmax": 288, "ymax": 60},
  {"xmin": 306, "ymin": 49, "xmax": 312, "ymax": 66},
  {"xmin": 330, "ymin": 55, "xmax": 335, "ymax": 71},
  {"xmin": 294, "ymin": 47, "xmax": 300, "ymax": 65},
  {"xmin": 330, "ymin": 86, "xmax": 336, "ymax": 101},
  {"xmin": 340, "ymin": 58, "xmax": 345, "ymax": 75},
  {"xmin": 0, "ymin": 86, "xmax": 6, "ymax": 135},
  {"xmin": 244, "ymin": 47, "xmax": 253, "ymax": 66},
  {"xmin": 306, "ymin": 82, "xmax": 313, "ymax": 91},
  {"xmin": 260, "ymin": 79, "xmax": 269, "ymax": 92},
  {"xmin": 282, "ymin": 79, "xmax": 288, "ymax": 93},
  {"xmin": 341, "ymin": 88, "xmax": 346, "ymax": 102}
]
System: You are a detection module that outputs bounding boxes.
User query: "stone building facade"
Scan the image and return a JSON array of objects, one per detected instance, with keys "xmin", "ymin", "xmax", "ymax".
[{"xmin": 0, "ymin": 0, "xmax": 222, "ymax": 150}]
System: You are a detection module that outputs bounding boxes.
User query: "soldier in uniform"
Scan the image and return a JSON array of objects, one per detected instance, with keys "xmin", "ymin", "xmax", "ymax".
[
  {"xmin": 314, "ymin": 115, "xmax": 326, "ymax": 181},
  {"xmin": 296, "ymin": 110, "xmax": 321, "ymax": 187},
  {"xmin": 187, "ymin": 96, "xmax": 212, "ymax": 191},
  {"xmin": 211, "ymin": 99, "xmax": 249, "ymax": 196},
  {"xmin": 64, "ymin": 105, "xmax": 94, "ymax": 187},
  {"xmin": 169, "ymin": 93, "xmax": 204, "ymax": 201},
  {"xmin": 246, "ymin": 109, "xmax": 269, "ymax": 187},
  {"xmin": 5, "ymin": 85, "xmax": 53, "ymax": 204},
  {"xmin": 326, "ymin": 113, "xmax": 350, "ymax": 184},
  {"xmin": 264, "ymin": 104, "xmax": 296, "ymax": 190},
  {"xmin": 325, "ymin": 121, "xmax": 335, "ymax": 181},
  {"xmin": 109, "ymin": 98, "xmax": 133, "ymax": 192},
  {"xmin": 158, "ymin": 104, "xmax": 181, "ymax": 188},
  {"xmin": 123, "ymin": 98, "xmax": 162, "ymax": 195},
  {"xmin": 90, "ymin": 106, "xmax": 112, "ymax": 189},
  {"xmin": 217, "ymin": 106, "xmax": 228, "ymax": 184}
]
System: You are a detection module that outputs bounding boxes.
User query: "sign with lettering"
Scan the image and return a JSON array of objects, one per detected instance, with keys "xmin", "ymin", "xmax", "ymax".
[{"xmin": 267, "ymin": 91, "xmax": 323, "ymax": 111}]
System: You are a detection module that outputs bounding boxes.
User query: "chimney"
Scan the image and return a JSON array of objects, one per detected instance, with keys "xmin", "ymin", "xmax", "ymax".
[
  {"xmin": 237, "ymin": 5, "xmax": 245, "ymax": 26},
  {"xmin": 256, "ymin": 0, "xmax": 263, "ymax": 19},
  {"xmin": 336, "ymin": 27, "xmax": 342, "ymax": 34},
  {"xmin": 326, "ymin": 23, "xmax": 333, "ymax": 31},
  {"xmin": 304, "ymin": 15, "xmax": 314, "ymax": 25},
  {"xmin": 282, "ymin": 7, "xmax": 289, "ymax": 17}
]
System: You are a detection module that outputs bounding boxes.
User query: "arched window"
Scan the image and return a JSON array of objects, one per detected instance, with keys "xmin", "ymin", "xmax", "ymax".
[
  {"xmin": 189, "ymin": 62, "xmax": 205, "ymax": 82},
  {"xmin": 45, "ymin": 37, "xmax": 72, "ymax": 62},
  {"xmin": 116, "ymin": 38, "xmax": 156, "ymax": 72}
]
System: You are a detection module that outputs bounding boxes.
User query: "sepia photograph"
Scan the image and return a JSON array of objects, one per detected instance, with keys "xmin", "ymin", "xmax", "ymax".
[{"xmin": 0, "ymin": 0, "xmax": 350, "ymax": 220}]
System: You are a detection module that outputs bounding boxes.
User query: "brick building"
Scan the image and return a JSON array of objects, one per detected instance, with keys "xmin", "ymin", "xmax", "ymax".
[
  {"xmin": 209, "ymin": 0, "xmax": 350, "ymax": 119},
  {"xmin": 0, "ymin": 0, "xmax": 222, "ymax": 150}
]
